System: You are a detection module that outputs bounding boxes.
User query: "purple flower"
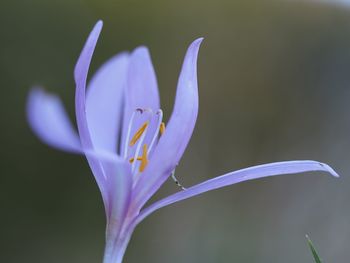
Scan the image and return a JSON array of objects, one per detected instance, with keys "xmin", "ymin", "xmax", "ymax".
[{"xmin": 27, "ymin": 21, "xmax": 338, "ymax": 263}]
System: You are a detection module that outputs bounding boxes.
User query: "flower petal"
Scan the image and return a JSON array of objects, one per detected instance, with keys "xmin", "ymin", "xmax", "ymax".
[
  {"xmin": 73, "ymin": 21, "xmax": 112, "ymax": 207},
  {"xmin": 133, "ymin": 38, "xmax": 203, "ymax": 210},
  {"xmin": 27, "ymin": 88, "xmax": 81, "ymax": 152},
  {"xmin": 74, "ymin": 20, "xmax": 102, "ymax": 150},
  {"xmin": 86, "ymin": 52, "xmax": 129, "ymax": 153},
  {"xmin": 93, "ymin": 153, "xmax": 132, "ymax": 225},
  {"xmin": 120, "ymin": 46, "xmax": 160, "ymax": 153},
  {"xmin": 92, "ymin": 154, "xmax": 132, "ymax": 263},
  {"xmin": 135, "ymin": 161, "xmax": 339, "ymax": 225},
  {"xmin": 105, "ymin": 161, "xmax": 132, "ymax": 220}
]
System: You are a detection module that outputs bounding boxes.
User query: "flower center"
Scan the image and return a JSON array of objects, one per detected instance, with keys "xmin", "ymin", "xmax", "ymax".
[
  {"xmin": 123, "ymin": 108, "xmax": 164, "ymax": 176},
  {"xmin": 123, "ymin": 108, "xmax": 186, "ymax": 190}
]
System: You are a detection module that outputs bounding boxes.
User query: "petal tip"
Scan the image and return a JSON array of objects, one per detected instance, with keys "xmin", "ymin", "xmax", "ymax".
[
  {"xmin": 194, "ymin": 37, "xmax": 204, "ymax": 43},
  {"xmin": 29, "ymin": 86, "xmax": 45, "ymax": 95},
  {"xmin": 74, "ymin": 20, "xmax": 103, "ymax": 82},
  {"xmin": 184, "ymin": 38, "xmax": 204, "ymax": 67},
  {"xmin": 95, "ymin": 20, "xmax": 103, "ymax": 29},
  {"xmin": 27, "ymin": 87, "xmax": 51, "ymax": 109},
  {"xmin": 131, "ymin": 46, "xmax": 151, "ymax": 60},
  {"xmin": 191, "ymin": 37, "xmax": 204, "ymax": 48},
  {"xmin": 319, "ymin": 162, "xmax": 339, "ymax": 178},
  {"xmin": 89, "ymin": 20, "xmax": 103, "ymax": 43}
]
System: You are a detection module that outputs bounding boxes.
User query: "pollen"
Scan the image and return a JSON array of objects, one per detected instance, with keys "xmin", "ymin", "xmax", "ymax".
[
  {"xmin": 160, "ymin": 122, "xmax": 165, "ymax": 135},
  {"xmin": 129, "ymin": 121, "xmax": 148, "ymax": 146},
  {"xmin": 139, "ymin": 144, "xmax": 149, "ymax": 172}
]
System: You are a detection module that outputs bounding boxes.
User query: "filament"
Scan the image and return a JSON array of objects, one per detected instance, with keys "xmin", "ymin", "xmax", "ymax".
[
  {"xmin": 123, "ymin": 109, "xmax": 142, "ymax": 158},
  {"xmin": 148, "ymin": 110, "xmax": 163, "ymax": 154}
]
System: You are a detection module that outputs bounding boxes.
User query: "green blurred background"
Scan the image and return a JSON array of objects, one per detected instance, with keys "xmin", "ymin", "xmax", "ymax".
[{"xmin": 1, "ymin": 0, "xmax": 349, "ymax": 262}]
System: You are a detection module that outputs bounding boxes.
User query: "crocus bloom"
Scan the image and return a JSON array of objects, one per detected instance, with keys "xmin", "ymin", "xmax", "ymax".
[{"xmin": 27, "ymin": 21, "xmax": 338, "ymax": 263}]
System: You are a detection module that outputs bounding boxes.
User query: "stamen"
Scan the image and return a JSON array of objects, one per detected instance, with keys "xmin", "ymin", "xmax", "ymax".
[
  {"xmin": 148, "ymin": 110, "xmax": 163, "ymax": 154},
  {"xmin": 131, "ymin": 123, "xmax": 148, "ymax": 172},
  {"xmin": 171, "ymin": 170, "xmax": 186, "ymax": 190},
  {"xmin": 139, "ymin": 144, "xmax": 149, "ymax": 172},
  {"xmin": 123, "ymin": 109, "xmax": 143, "ymax": 158},
  {"xmin": 160, "ymin": 122, "xmax": 165, "ymax": 135},
  {"xmin": 129, "ymin": 121, "xmax": 149, "ymax": 147}
]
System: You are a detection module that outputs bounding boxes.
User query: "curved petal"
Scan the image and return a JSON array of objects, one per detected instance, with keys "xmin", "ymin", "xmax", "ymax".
[
  {"xmin": 74, "ymin": 20, "xmax": 102, "ymax": 150},
  {"xmin": 133, "ymin": 38, "xmax": 203, "ymax": 210},
  {"xmin": 120, "ymin": 46, "xmax": 160, "ymax": 153},
  {"xmin": 27, "ymin": 88, "xmax": 81, "ymax": 152},
  {"xmin": 73, "ymin": 21, "xmax": 111, "ymax": 207},
  {"xmin": 134, "ymin": 161, "xmax": 339, "ymax": 225},
  {"xmin": 86, "ymin": 52, "xmax": 129, "ymax": 153}
]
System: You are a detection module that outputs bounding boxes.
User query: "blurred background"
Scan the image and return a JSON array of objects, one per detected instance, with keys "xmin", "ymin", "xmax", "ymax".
[{"xmin": 1, "ymin": 0, "xmax": 349, "ymax": 262}]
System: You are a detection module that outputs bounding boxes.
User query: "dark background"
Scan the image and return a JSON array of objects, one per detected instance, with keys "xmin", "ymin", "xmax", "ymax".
[{"xmin": 1, "ymin": 0, "xmax": 349, "ymax": 262}]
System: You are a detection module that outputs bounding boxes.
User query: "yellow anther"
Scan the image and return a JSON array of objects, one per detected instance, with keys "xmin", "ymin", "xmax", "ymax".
[
  {"xmin": 129, "ymin": 122, "xmax": 148, "ymax": 146},
  {"xmin": 129, "ymin": 157, "xmax": 142, "ymax": 163},
  {"xmin": 139, "ymin": 144, "xmax": 149, "ymax": 172},
  {"xmin": 160, "ymin": 122, "xmax": 165, "ymax": 135}
]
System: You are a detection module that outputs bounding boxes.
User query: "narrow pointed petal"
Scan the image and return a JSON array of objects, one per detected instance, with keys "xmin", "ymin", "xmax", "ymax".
[
  {"xmin": 135, "ymin": 161, "xmax": 339, "ymax": 225},
  {"xmin": 86, "ymin": 53, "xmax": 129, "ymax": 153},
  {"xmin": 27, "ymin": 88, "xmax": 81, "ymax": 152},
  {"xmin": 133, "ymin": 38, "xmax": 203, "ymax": 210},
  {"xmin": 73, "ymin": 21, "xmax": 111, "ymax": 208},
  {"xmin": 74, "ymin": 20, "xmax": 102, "ymax": 150},
  {"xmin": 120, "ymin": 46, "xmax": 160, "ymax": 153}
]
